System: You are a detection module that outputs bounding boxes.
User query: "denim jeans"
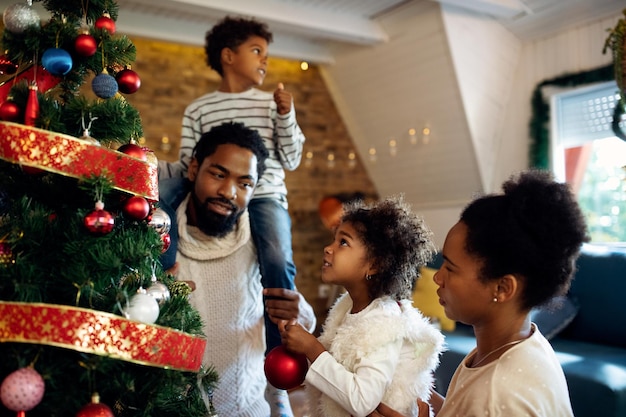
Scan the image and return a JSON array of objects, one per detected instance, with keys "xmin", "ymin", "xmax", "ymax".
[
  {"xmin": 248, "ymin": 198, "xmax": 297, "ymax": 354},
  {"xmin": 158, "ymin": 178, "xmax": 296, "ymax": 354}
]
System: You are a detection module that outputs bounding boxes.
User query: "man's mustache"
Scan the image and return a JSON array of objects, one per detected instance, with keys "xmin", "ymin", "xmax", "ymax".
[{"xmin": 204, "ymin": 197, "xmax": 237, "ymax": 212}]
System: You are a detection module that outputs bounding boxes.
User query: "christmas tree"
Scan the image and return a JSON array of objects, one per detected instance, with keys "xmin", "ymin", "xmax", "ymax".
[{"xmin": 0, "ymin": 1, "xmax": 217, "ymax": 416}]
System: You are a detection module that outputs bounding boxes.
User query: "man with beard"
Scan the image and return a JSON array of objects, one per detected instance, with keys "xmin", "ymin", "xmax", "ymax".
[{"xmin": 159, "ymin": 121, "xmax": 315, "ymax": 417}]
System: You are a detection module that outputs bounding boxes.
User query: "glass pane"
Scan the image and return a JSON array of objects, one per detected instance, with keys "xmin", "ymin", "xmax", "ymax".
[{"xmin": 565, "ymin": 137, "xmax": 626, "ymax": 243}]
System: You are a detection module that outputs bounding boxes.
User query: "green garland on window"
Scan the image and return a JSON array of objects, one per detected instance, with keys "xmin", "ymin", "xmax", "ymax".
[{"xmin": 528, "ymin": 64, "xmax": 615, "ymax": 169}]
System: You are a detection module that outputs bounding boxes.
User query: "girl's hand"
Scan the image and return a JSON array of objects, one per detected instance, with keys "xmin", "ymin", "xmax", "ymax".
[
  {"xmin": 278, "ymin": 319, "xmax": 325, "ymax": 362},
  {"xmin": 369, "ymin": 400, "xmax": 430, "ymax": 417}
]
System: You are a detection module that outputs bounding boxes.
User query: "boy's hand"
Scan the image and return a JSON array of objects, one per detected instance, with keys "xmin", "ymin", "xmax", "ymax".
[{"xmin": 273, "ymin": 82, "xmax": 293, "ymax": 115}]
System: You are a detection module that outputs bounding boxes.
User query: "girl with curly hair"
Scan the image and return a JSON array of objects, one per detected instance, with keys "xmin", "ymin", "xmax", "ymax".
[{"xmin": 279, "ymin": 196, "xmax": 445, "ymax": 417}]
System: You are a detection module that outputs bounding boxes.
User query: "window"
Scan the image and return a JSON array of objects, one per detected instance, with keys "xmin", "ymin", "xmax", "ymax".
[{"xmin": 551, "ymin": 81, "xmax": 626, "ymax": 243}]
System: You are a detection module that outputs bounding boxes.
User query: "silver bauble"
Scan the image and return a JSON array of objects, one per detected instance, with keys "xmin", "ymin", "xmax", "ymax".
[
  {"xmin": 3, "ymin": 4, "xmax": 40, "ymax": 34},
  {"xmin": 149, "ymin": 207, "xmax": 171, "ymax": 235},
  {"xmin": 146, "ymin": 280, "xmax": 171, "ymax": 305}
]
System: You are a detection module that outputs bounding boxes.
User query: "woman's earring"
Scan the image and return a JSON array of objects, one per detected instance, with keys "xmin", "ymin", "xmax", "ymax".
[
  {"xmin": 366, "ymin": 274, "xmax": 372, "ymax": 281},
  {"xmin": 493, "ymin": 297, "xmax": 498, "ymax": 303}
]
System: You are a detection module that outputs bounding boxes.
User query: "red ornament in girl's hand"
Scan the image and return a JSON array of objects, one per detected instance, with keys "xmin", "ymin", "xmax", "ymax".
[{"xmin": 264, "ymin": 345, "xmax": 308, "ymax": 390}]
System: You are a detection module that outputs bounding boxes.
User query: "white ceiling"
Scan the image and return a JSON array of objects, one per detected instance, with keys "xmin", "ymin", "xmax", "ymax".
[{"xmin": 110, "ymin": 0, "xmax": 625, "ymax": 63}]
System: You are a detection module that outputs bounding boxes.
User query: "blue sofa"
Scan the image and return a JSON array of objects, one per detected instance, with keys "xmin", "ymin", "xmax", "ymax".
[{"xmin": 432, "ymin": 244, "xmax": 626, "ymax": 417}]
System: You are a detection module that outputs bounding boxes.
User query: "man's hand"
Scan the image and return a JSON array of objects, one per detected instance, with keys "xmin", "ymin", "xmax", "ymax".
[
  {"xmin": 273, "ymin": 82, "xmax": 293, "ymax": 115},
  {"xmin": 264, "ymin": 288, "xmax": 301, "ymax": 323}
]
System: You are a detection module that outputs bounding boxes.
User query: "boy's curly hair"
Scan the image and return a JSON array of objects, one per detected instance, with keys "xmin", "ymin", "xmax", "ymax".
[
  {"xmin": 341, "ymin": 195, "xmax": 436, "ymax": 301},
  {"xmin": 461, "ymin": 169, "xmax": 589, "ymax": 310},
  {"xmin": 205, "ymin": 16, "xmax": 273, "ymax": 76}
]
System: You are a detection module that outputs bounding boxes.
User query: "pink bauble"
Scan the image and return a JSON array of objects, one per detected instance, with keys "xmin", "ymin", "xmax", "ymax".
[
  {"xmin": 123, "ymin": 196, "xmax": 150, "ymax": 220},
  {"xmin": 117, "ymin": 143, "xmax": 147, "ymax": 161},
  {"xmin": 0, "ymin": 367, "xmax": 45, "ymax": 411},
  {"xmin": 264, "ymin": 345, "xmax": 308, "ymax": 390}
]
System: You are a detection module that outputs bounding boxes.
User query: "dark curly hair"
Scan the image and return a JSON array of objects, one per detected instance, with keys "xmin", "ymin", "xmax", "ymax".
[
  {"xmin": 341, "ymin": 195, "xmax": 436, "ymax": 301},
  {"xmin": 205, "ymin": 16, "xmax": 273, "ymax": 76},
  {"xmin": 192, "ymin": 121, "xmax": 269, "ymax": 180},
  {"xmin": 460, "ymin": 169, "xmax": 589, "ymax": 311}
]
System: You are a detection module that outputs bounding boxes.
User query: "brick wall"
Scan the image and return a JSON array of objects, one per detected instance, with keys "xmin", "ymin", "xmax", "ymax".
[{"xmin": 124, "ymin": 36, "xmax": 378, "ymax": 331}]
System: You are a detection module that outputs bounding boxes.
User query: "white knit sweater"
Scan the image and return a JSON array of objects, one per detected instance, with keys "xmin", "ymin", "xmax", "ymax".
[{"xmin": 175, "ymin": 195, "xmax": 315, "ymax": 416}]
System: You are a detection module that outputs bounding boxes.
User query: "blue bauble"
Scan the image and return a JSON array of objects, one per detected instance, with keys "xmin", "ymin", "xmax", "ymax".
[
  {"xmin": 92, "ymin": 72, "xmax": 118, "ymax": 99},
  {"xmin": 41, "ymin": 48, "xmax": 72, "ymax": 76}
]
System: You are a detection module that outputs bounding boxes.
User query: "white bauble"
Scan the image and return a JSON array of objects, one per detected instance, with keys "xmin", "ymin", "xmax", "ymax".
[{"xmin": 122, "ymin": 288, "xmax": 159, "ymax": 324}]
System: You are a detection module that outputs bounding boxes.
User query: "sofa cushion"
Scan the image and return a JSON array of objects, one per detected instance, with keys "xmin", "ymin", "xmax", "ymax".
[
  {"xmin": 530, "ymin": 295, "xmax": 579, "ymax": 340},
  {"xmin": 562, "ymin": 244, "xmax": 626, "ymax": 348}
]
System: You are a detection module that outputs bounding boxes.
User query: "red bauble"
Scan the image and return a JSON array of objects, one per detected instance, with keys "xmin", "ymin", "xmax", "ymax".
[
  {"xmin": 84, "ymin": 206, "xmax": 115, "ymax": 235},
  {"xmin": 24, "ymin": 83, "xmax": 39, "ymax": 126},
  {"xmin": 161, "ymin": 233, "xmax": 171, "ymax": 253},
  {"xmin": 0, "ymin": 55, "xmax": 18, "ymax": 75},
  {"xmin": 264, "ymin": 345, "xmax": 308, "ymax": 390},
  {"xmin": 76, "ymin": 393, "xmax": 114, "ymax": 417},
  {"xmin": 74, "ymin": 33, "xmax": 97, "ymax": 57},
  {"xmin": 95, "ymin": 13, "xmax": 116, "ymax": 34},
  {"xmin": 116, "ymin": 68, "xmax": 141, "ymax": 94},
  {"xmin": 117, "ymin": 143, "xmax": 147, "ymax": 161},
  {"xmin": 123, "ymin": 196, "xmax": 150, "ymax": 220},
  {"xmin": 0, "ymin": 101, "xmax": 20, "ymax": 121}
]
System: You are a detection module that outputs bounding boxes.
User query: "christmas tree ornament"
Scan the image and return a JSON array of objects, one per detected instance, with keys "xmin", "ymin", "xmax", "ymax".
[
  {"xmin": 161, "ymin": 232, "xmax": 171, "ymax": 253},
  {"xmin": 264, "ymin": 345, "xmax": 308, "ymax": 390},
  {"xmin": 169, "ymin": 281, "xmax": 193, "ymax": 297},
  {"xmin": 74, "ymin": 33, "xmax": 97, "ymax": 57},
  {"xmin": 0, "ymin": 367, "xmax": 45, "ymax": 412},
  {"xmin": 147, "ymin": 267, "xmax": 170, "ymax": 305},
  {"xmin": 41, "ymin": 48, "xmax": 73, "ymax": 76},
  {"xmin": 24, "ymin": 82, "xmax": 38, "ymax": 126},
  {"xmin": 116, "ymin": 67, "xmax": 141, "ymax": 94},
  {"xmin": 123, "ymin": 195, "xmax": 150, "ymax": 220},
  {"xmin": 0, "ymin": 100, "xmax": 21, "ymax": 121},
  {"xmin": 94, "ymin": 12, "xmax": 116, "ymax": 35},
  {"xmin": 76, "ymin": 393, "xmax": 114, "ymax": 417},
  {"xmin": 84, "ymin": 200, "xmax": 115, "ymax": 235},
  {"xmin": 0, "ymin": 240, "xmax": 15, "ymax": 265},
  {"xmin": 122, "ymin": 287, "xmax": 160, "ymax": 324},
  {"xmin": 148, "ymin": 207, "xmax": 171, "ymax": 235},
  {"xmin": 91, "ymin": 70, "xmax": 118, "ymax": 99},
  {"xmin": 80, "ymin": 112, "xmax": 100, "ymax": 145},
  {"xmin": 0, "ymin": 55, "xmax": 18, "ymax": 75},
  {"xmin": 2, "ymin": 2, "xmax": 40, "ymax": 34},
  {"xmin": 117, "ymin": 142, "xmax": 147, "ymax": 161}
]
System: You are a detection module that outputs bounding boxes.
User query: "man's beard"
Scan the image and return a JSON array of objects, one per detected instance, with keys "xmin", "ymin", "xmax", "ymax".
[{"xmin": 191, "ymin": 194, "xmax": 243, "ymax": 237}]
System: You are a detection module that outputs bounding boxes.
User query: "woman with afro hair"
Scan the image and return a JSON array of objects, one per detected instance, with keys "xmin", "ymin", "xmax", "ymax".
[
  {"xmin": 278, "ymin": 195, "xmax": 445, "ymax": 417},
  {"xmin": 376, "ymin": 169, "xmax": 588, "ymax": 417}
]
